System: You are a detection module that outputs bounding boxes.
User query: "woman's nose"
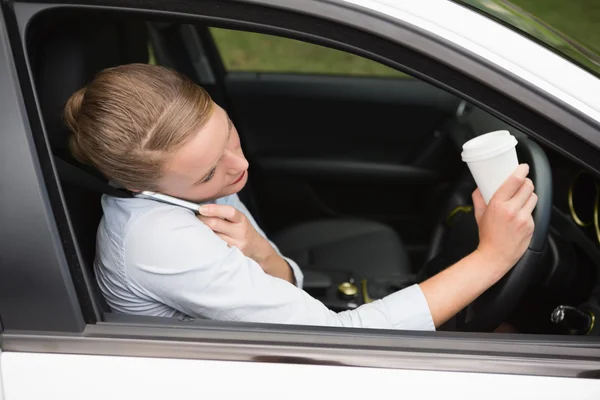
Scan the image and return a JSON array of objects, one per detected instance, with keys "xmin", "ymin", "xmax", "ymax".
[{"xmin": 225, "ymin": 149, "xmax": 249, "ymax": 172}]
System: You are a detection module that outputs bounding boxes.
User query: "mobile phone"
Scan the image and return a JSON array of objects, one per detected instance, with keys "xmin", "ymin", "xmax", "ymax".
[{"xmin": 135, "ymin": 191, "xmax": 202, "ymax": 214}]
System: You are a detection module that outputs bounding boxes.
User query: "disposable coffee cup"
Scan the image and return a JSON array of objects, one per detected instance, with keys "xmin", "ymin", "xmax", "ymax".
[{"xmin": 461, "ymin": 130, "xmax": 519, "ymax": 204}]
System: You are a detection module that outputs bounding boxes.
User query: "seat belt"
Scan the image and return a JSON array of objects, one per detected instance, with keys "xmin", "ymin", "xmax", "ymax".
[{"xmin": 53, "ymin": 155, "xmax": 133, "ymax": 198}]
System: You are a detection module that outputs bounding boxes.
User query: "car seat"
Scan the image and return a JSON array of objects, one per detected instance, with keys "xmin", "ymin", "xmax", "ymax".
[{"xmin": 33, "ymin": 17, "xmax": 150, "ymax": 312}]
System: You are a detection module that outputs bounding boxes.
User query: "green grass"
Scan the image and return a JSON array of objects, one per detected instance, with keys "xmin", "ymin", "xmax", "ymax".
[
  {"xmin": 209, "ymin": 1, "xmax": 600, "ymax": 77},
  {"xmin": 510, "ymin": 0, "xmax": 600, "ymax": 55},
  {"xmin": 210, "ymin": 28, "xmax": 405, "ymax": 77}
]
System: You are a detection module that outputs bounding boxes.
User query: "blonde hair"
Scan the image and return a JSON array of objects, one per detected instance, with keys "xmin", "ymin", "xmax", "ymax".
[{"xmin": 64, "ymin": 63, "xmax": 213, "ymax": 190}]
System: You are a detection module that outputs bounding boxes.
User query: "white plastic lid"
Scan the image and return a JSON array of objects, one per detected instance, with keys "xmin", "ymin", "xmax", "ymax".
[{"xmin": 461, "ymin": 130, "xmax": 518, "ymax": 163}]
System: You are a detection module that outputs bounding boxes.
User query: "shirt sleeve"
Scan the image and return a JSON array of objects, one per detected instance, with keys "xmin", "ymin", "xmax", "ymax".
[{"xmin": 123, "ymin": 207, "xmax": 435, "ymax": 331}]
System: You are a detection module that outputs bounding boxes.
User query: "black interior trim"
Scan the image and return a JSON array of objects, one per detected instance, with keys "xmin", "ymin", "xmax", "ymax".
[
  {"xmin": 225, "ymin": 72, "xmax": 461, "ymax": 110},
  {"xmin": 53, "ymin": 155, "xmax": 133, "ymax": 198},
  {"xmin": 257, "ymin": 157, "xmax": 438, "ymax": 183}
]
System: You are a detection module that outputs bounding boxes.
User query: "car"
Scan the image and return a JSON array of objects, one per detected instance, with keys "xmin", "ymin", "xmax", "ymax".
[{"xmin": 2, "ymin": 0, "xmax": 600, "ymax": 398}]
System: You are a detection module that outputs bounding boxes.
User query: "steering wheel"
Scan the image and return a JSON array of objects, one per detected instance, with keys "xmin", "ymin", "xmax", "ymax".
[{"xmin": 420, "ymin": 135, "xmax": 553, "ymax": 332}]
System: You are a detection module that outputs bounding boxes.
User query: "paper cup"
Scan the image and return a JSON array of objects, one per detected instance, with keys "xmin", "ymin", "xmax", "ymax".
[{"xmin": 461, "ymin": 130, "xmax": 519, "ymax": 204}]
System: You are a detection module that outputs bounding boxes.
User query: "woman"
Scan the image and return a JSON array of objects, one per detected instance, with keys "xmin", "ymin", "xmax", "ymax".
[{"xmin": 65, "ymin": 63, "xmax": 537, "ymax": 330}]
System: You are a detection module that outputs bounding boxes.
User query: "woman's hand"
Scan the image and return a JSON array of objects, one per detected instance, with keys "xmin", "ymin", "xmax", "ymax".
[
  {"xmin": 198, "ymin": 204, "xmax": 272, "ymax": 262},
  {"xmin": 473, "ymin": 163, "xmax": 538, "ymax": 272},
  {"xmin": 197, "ymin": 204, "xmax": 294, "ymax": 283},
  {"xmin": 419, "ymin": 163, "xmax": 538, "ymax": 327}
]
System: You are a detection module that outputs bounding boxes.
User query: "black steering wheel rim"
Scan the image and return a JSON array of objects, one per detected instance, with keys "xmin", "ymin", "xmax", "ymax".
[{"xmin": 423, "ymin": 136, "xmax": 553, "ymax": 332}]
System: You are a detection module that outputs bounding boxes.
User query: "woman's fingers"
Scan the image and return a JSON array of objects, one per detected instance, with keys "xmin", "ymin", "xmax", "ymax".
[
  {"xmin": 215, "ymin": 232, "xmax": 235, "ymax": 246},
  {"xmin": 198, "ymin": 204, "xmax": 243, "ymax": 223},
  {"xmin": 198, "ymin": 215, "xmax": 236, "ymax": 236},
  {"xmin": 204, "ymin": 223, "xmax": 240, "ymax": 249},
  {"xmin": 522, "ymin": 192, "xmax": 539, "ymax": 215},
  {"xmin": 508, "ymin": 178, "xmax": 535, "ymax": 210},
  {"xmin": 472, "ymin": 188, "xmax": 486, "ymax": 224},
  {"xmin": 492, "ymin": 164, "xmax": 529, "ymax": 203}
]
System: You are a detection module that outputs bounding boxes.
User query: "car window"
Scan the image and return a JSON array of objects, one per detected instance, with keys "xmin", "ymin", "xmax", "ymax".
[
  {"xmin": 209, "ymin": 28, "xmax": 408, "ymax": 77},
  {"xmin": 19, "ymin": 7, "xmax": 600, "ymax": 341},
  {"xmin": 148, "ymin": 41, "xmax": 158, "ymax": 65},
  {"xmin": 450, "ymin": 0, "xmax": 600, "ymax": 78}
]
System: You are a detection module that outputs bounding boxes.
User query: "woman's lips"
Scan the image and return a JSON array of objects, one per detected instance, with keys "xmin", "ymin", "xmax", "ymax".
[{"xmin": 231, "ymin": 171, "xmax": 246, "ymax": 185}]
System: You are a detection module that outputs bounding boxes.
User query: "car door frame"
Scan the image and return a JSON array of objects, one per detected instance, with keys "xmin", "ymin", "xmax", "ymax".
[{"xmin": 2, "ymin": 0, "xmax": 600, "ymax": 380}]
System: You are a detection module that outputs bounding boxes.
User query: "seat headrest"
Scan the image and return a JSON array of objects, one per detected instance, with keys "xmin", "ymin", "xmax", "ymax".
[{"xmin": 34, "ymin": 19, "xmax": 149, "ymax": 158}]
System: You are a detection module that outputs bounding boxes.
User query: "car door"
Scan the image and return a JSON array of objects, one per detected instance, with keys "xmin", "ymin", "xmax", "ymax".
[
  {"xmin": 3, "ymin": 1, "xmax": 600, "ymax": 399},
  {"xmin": 3, "ymin": 351, "xmax": 600, "ymax": 400}
]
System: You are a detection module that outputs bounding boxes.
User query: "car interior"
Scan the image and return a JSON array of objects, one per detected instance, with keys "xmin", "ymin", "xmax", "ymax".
[{"xmin": 24, "ymin": 10, "xmax": 600, "ymax": 335}]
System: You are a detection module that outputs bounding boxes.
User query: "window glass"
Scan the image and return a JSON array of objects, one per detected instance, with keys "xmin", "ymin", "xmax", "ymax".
[
  {"xmin": 451, "ymin": 0, "xmax": 600, "ymax": 78},
  {"xmin": 148, "ymin": 41, "xmax": 158, "ymax": 65},
  {"xmin": 210, "ymin": 28, "xmax": 408, "ymax": 77}
]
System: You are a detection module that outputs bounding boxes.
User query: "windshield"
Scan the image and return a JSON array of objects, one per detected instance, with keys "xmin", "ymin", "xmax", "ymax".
[{"xmin": 450, "ymin": 0, "xmax": 600, "ymax": 78}]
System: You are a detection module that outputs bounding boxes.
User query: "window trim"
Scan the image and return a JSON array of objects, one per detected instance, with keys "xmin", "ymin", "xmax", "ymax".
[
  {"xmin": 449, "ymin": 0, "xmax": 600, "ymax": 82},
  {"xmin": 4, "ymin": 324, "xmax": 600, "ymax": 378},
  {"xmin": 0, "ymin": 3, "xmax": 89, "ymax": 333},
  {"xmin": 5, "ymin": 0, "xmax": 600, "ymax": 377}
]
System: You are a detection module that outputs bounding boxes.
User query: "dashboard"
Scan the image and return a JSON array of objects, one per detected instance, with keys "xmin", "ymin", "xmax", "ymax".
[{"xmin": 512, "ymin": 143, "xmax": 600, "ymax": 335}]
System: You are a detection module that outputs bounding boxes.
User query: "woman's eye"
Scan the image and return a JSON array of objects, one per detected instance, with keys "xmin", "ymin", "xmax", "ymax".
[{"xmin": 200, "ymin": 168, "xmax": 216, "ymax": 184}]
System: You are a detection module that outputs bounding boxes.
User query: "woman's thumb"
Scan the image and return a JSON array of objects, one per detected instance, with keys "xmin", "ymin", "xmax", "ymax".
[{"xmin": 472, "ymin": 188, "xmax": 486, "ymax": 223}]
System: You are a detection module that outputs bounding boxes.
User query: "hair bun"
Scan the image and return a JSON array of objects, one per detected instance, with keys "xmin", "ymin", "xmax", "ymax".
[
  {"xmin": 64, "ymin": 87, "xmax": 90, "ymax": 164},
  {"xmin": 64, "ymin": 87, "xmax": 86, "ymax": 133}
]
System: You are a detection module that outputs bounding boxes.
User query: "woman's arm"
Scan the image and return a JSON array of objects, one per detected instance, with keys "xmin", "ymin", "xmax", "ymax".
[
  {"xmin": 197, "ymin": 203, "xmax": 296, "ymax": 284},
  {"xmin": 124, "ymin": 206, "xmax": 434, "ymax": 330},
  {"xmin": 420, "ymin": 164, "xmax": 537, "ymax": 327},
  {"xmin": 256, "ymin": 251, "xmax": 295, "ymax": 283},
  {"xmin": 123, "ymin": 165, "xmax": 535, "ymax": 330},
  {"xmin": 420, "ymin": 250, "xmax": 509, "ymax": 327}
]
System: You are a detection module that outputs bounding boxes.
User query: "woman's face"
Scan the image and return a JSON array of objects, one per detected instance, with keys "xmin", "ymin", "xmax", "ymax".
[{"xmin": 157, "ymin": 103, "xmax": 249, "ymax": 203}]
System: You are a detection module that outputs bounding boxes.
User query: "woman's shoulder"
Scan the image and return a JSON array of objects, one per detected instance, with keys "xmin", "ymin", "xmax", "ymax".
[
  {"xmin": 119, "ymin": 198, "xmax": 230, "ymax": 267},
  {"xmin": 101, "ymin": 196, "xmax": 199, "ymax": 241}
]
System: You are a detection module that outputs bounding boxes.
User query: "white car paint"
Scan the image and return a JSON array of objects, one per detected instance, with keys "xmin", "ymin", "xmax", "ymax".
[
  {"xmin": 343, "ymin": 0, "xmax": 600, "ymax": 125},
  {"xmin": 2, "ymin": 352, "xmax": 600, "ymax": 400}
]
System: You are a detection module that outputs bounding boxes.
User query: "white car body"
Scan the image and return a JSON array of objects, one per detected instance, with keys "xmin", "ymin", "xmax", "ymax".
[
  {"xmin": 3, "ymin": 351, "xmax": 600, "ymax": 399},
  {"xmin": 2, "ymin": 0, "xmax": 600, "ymax": 398}
]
